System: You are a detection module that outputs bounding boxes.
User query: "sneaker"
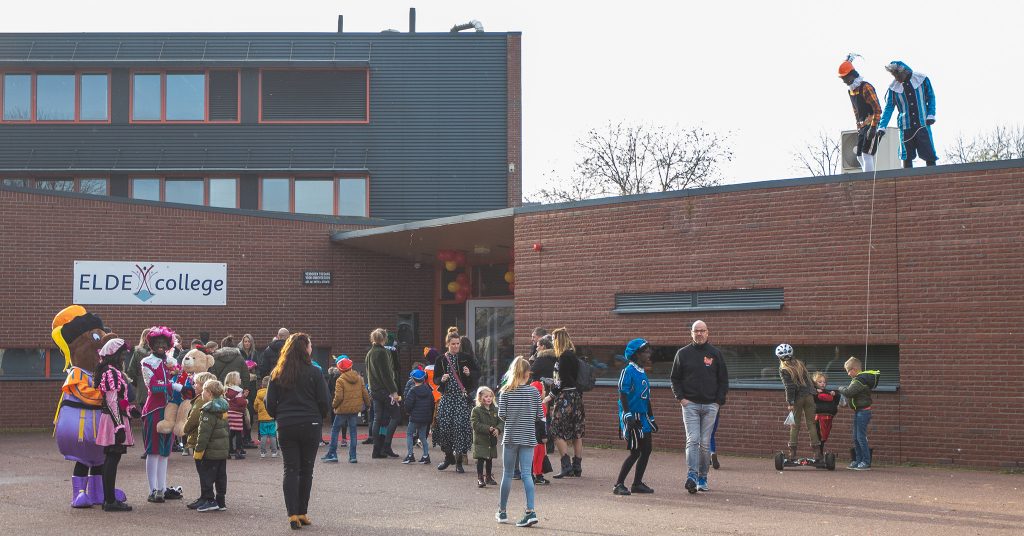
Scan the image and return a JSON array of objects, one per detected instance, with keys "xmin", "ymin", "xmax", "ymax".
[
  {"xmin": 180, "ymin": 448, "xmax": 190, "ymax": 456},
  {"xmin": 163, "ymin": 487, "xmax": 183, "ymax": 500},
  {"xmin": 486, "ymin": 475, "xmax": 498, "ymax": 485},
  {"xmin": 847, "ymin": 461, "xmax": 860, "ymax": 470},
  {"xmin": 196, "ymin": 499, "xmax": 219, "ymax": 512},
  {"xmin": 402, "ymin": 455, "xmax": 415, "ymax": 464},
  {"xmin": 340, "ymin": 440, "xmax": 348, "ymax": 447},
  {"xmin": 260, "ymin": 452, "xmax": 266, "ymax": 459},
  {"xmin": 495, "ymin": 511, "xmax": 508, "ymax": 524},
  {"xmin": 349, "ymin": 458, "xmax": 358, "ymax": 464},
  {"xmin": 630, "ymin": 482, "xmax": 654, "ymax": 494},
  {"xmin": 147, "ymin": 491, "xmax": 164, "ymax": 503},
  {"xmin": 321, "ymin": 454, "xmax": 339, "ymax": 463},
  {"xmin": 271, "ymin": 451, "xmax": 279, "ymax": 458},
  {"xmin": 853, "ymin": 462, "xmax": 871, "ymax": 471},
  {"xmin": 516, "ymin": 511, "xmax": 539, "ymax": 528},
  {"xmin": 477, "ymin": 477, "xmax": 486, "ymax": 488},
  {"xmin": 186, "ymin": 498, "xmax": 204, "ymax": 510},
  {"xmin": 612, "ymin": 483, "xmax": 631, "ymax": 495},
  {"xmin": 533, "ymin": 475, "xmax": 550, "ymax": 485},
  {"xmin": 101, "ymin": 500, "xmax": 132, "ymax": 512},
  {"xmin": 217, "ymin": 502, "xmax": 227, "ymax": 511},
  {"xmin": 711, "ymin": 452, "xmax": 720, "ymax": 470},
  {"xmin": 697, "ymin": 478, "xmax": 709, "ymax": 492},
  {"xmin": 685, "ymin": 477, "xmax": 698, "ymax": 494},
  {"xmin": 418, "ymin": 456, "xmax": 431, "ymax": 465}
]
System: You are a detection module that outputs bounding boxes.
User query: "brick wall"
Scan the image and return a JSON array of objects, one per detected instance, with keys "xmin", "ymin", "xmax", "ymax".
[
  {"xmin": 514, "ymin": 167, "xmax": 1024, "ymax": 468},
  {"xmin": 0, "ymin": 190, "xmax": 434, "ymax": 428}
]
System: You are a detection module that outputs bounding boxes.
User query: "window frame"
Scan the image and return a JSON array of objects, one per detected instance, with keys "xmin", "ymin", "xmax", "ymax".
[
  {"xmin": 0, "ymin": 70, "xmax": 112, "ymax": 124},
  {"xmin": 129, "ymin": 69, "xmax": 240, "ymax": 124},
  {"xmin": 258, "ymin": 175, "xmax": 370, "ymax": 216},
  {"xmin": 257, "ymin": 67, "xmax": 370, "ymax": 125},
  {"xmin": 128, "ymin": 176, "xmax": 240, "ymax": 207},
  {"xmin": 0, "ymin": 348, "xmax": 64, "ymax": 380}
]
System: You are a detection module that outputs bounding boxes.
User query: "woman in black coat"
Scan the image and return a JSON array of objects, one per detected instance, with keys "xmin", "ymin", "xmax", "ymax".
[
  {"xmin": 265, "ymin": 333, "xmax": 331, "ymax": 530},
  {"xmin": 432, "ymin": 328, "xmax": 475, "ymax": 472}
]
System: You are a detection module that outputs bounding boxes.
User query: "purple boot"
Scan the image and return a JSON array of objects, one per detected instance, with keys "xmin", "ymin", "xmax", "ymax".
[
  {"xmin": 86, "ymin": 475, "xmax": 127, "ymax": 504},
  {"xmin": 71, "ymin": 476, "xmax": 92, "ymax": 508}
]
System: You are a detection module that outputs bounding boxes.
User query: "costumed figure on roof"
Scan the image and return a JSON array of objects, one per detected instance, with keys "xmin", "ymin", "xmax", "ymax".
[
  {"xmin": 51, "ymin": 305, "xmax": 128, "ymax": 508},
  {"xmin": 878, "ymin": 60, "xmax": 937, "ymax": 168},
  {"xmin": 140, "ymin": 325, "xmax": 185, "ymax": 503},
  {"xmin": 838, "ymin": 54, "xmax": 883, "ymax": 172}
]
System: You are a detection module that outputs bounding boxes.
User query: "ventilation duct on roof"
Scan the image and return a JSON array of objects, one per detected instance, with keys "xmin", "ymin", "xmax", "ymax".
[{"xmin": 450, "ymin": 20, "xmax": 484, "ymax": 32}]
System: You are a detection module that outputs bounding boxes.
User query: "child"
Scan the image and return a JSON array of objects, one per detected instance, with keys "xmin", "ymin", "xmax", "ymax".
[
  {"xmin": 94, "ymin": 338, "xmax": 136, "ymax": 512},
  {"xmin": 223, "ymin": 371, "xmax": 248, "ymax": 459},
  {"xmin": 812, "ymin": 372, "xmax": 841, "ymax": 454},
  {"xmin": 193, "ymin": 380, "xmax": 230, "ymax": 512},
  {"xmin": 324, "ymin": 357, "xmax": 369, "ymax": 463},
  {"xmin": 183, "ymin": 371, "xmax": 217, "ymax": 510},
  {"xmin": 529, "ymin": 375, "xmax": 551, "ymax": 485},
  {"xmin": 253, "ymin": 376, "xmax": 279, "ymax": 459},
  {"xmin": 614, "ymin": 339, "xmax": 658, "ymax": 496},
  {"xmin": 326, "ymin": 365, "xmax": 344, "ymax": 445},
  {"xmin": 776, "ymin": 343, "xmax": 820, "ymax": 462},
  {"xmin": 837, "ymin": 357, "xmax": 880, "ymax": 470},
  {"xmin": 403, "ymin": 368, "xmax": 434, "ymax": 465},
  {"xmin": 470, "ymin": 386, "xmax": 503, "ymax": 487}
]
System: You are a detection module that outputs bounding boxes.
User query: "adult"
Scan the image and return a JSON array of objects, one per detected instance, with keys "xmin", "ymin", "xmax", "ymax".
[
  {"xmin": 459, "ymin": 335, "xmax": 482, "ymax": 404},
  {"xmin": 670, "ymin": 320, "xmax": 728, "ymax": 494},
  {"xmin": 366, "ymin": 328, "xmax": 401, "ymax": 459},
  {"xmin": 495, "ymin": 356, "xmax": 543, "ymax": 527},
  {"xmin": 878, "ymin": 60, "xmax": 937, "ymax": 168},
  {"xmin": 529, "ymin": 336, "xmax": 556, "ymax": 382},
  {"xmin": 209, "ymin": 335, "xmax": 250, "ymax": 386},
  {"xmin": 548, "ymin": 328, "xmax": 586, "ymax": 479},
  {"xmin": 264, "ymin": 332, "xmax": 331, "ymax": 530},
  {"xmin": 238, "ymin": 333, "xmax": 260, "ymax": 447},
  {"xmin": 838, "ymin": 54, "xmax": 882, "ymax": 172},
  {"xmin": 139, "ymin": 326, "xmax": 183, "ymax": 503},
  {"xmin": 528, "ymin": 327, "xmax": 547, "ymax": 358},
  {"xmin": 260, "ymin": 328, "xmax": 289, "ymax": 378},
  {"xmin": 126, "ymin": 328, "xmax": 152, "ymax": 408},
  {"xmin": 433, "ymin": 328, "xmax": 474, "ymax": 472},
  {"xmin": 613, "ymin": 338, "xmax": 658, "ymax": 496}
]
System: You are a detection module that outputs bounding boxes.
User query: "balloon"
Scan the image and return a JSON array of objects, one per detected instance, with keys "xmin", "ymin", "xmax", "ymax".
[
  {"xmin": 447, "ymin": 281, "xmax": 460, "ymax": 293},
  {"xmin": 456, "ymin": 273, "xmax": 469, "ymax": 285},
  {"xmin": 444, "ymin": 260, "xmax": 458, "ymax": 272},
  {"xmin": 508, "ymin": 282, "xmax": 515, "ymax": 293},
  {"xmin": 456, "ymin": 288, "xmax": 470, "ymax": 302},
  {"xmin": 454, "ymin": 251, "xmax": 467, "ymax": 265},
  {"xmin": 504, "ymin": 271, "xmax": 514, "ymax": 284}
]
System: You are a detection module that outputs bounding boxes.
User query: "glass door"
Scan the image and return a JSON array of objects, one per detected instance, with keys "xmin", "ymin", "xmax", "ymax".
[{"xmin": 466, "ymin": 299, "xmax": 515, "ymax": 389}]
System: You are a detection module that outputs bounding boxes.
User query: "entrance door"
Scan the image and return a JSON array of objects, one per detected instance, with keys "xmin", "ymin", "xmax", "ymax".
[{"xmin": 466, "ymin": 299, "xmax": 515, "ymax": 389}]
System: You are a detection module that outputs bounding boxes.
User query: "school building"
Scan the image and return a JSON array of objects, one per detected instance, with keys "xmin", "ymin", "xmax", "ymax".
[{"xmin": 1, "ymin": 25, "xmax": 1021, "ymax": 469}]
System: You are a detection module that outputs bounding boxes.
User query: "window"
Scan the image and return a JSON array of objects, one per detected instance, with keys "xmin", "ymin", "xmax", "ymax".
[
  {"xmin": 131, "ymin": 70, "xmax": 238, "ymax": 123},
  {"xmin": 2, "ymin": 72, "xmax": 110, "ymax": 123},
  {"xmin": 165, "ymin": 178, "xmax": 204, "ymax": 205},
  {"xmin": 131, "ymin": 178, "xmax": 160, "ymax": 201},
  {"xmin": 0, "ymin": 348, "xmax": 64, "ymax": 379},
  {"xmin": 337, "ymin": 178, "xmax": 368, "ymax": 217},
  {"xmin": 294, "ymin": 179, "xmax": 334, "ymax": 215},
  {"xmin": 79, "ymin": 178, "xmax": 108, "ymax": 195},
  {"xmin": 260, "ymin": 177, "xmax": 370, "ymax": 216},
  {"xmin": 36, "ymin": 179, "xmax": 75, "ymax": 191},
  {"xmin": 130, "ymin": 177, "xmax": 238, "ymax": 207},
  {"xmin": 2, "ymin": 178, "xmax": 27, "ymax": 187},
  {"xmin": 36, "ymin": 74, "xmax": 75, "ymax": 121},
  {"xmin": 208, "ymin": 178, "xmax": 238, "ymax": 208},
  {"xmin": 79, "ymin": 74, "xmax": 109, "ymax": 121},
  {"xmin": 2, "ymin": 74, "xmax": 31, "ymax": 120},
  {"xmin": 2, "ymin": 178, "xmax": 108, "ymax": 194},
  {"xmin": 260, "ymin": 69, "xmax": 368, "ymax": 123},
  {"xmin": 472, "ymin": 263, "xmax": 513, "ymax": 297},
  {"xmin": 577, "ymin": 343, "xmax": 900, "ymax": 391}
]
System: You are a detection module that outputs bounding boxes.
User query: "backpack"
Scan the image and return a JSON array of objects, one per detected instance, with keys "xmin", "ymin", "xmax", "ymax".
[{"xmin": 576, "ymin": 356, "xmax": 596, "ymax": 392}]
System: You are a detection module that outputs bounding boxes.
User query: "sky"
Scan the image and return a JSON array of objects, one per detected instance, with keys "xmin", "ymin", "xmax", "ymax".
[{"xmin": 4, "ymin": 0, "xmax": 1023, "ymax": 196}]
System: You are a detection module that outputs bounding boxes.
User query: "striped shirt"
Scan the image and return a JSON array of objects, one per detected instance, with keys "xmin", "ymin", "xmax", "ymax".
[{"xmin": 497, "ymin": 385, "xmax": 544, "ymax": 447}]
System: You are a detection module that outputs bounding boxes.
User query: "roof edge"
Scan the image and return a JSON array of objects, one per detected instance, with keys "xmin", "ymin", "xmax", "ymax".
[{"xmin": 331, "ymin": 207, "xmax": 514, "ymax": 242}]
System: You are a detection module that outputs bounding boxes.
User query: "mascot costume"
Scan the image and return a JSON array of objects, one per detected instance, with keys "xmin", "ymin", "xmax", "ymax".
[
  {"xmin": 51, "ymin": 305, "xmax": 127, "ymax": 508},
  {"xmin": 139, "ymin": 325, "xmax": 184, "ymax": 503},
  {"xmin": 160, "ymin": 348, "xmax": 214, "ymax": 438}
]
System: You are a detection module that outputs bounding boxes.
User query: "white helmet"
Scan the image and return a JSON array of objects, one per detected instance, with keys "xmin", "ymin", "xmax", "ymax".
[{"xmin": 775, "ymin": 343, "xmax": 794, "ymax": 360}]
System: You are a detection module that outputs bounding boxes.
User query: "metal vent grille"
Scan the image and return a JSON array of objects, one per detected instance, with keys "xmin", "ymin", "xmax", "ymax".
[
  {"xmin": 261, "ymin": 70, "xmax": 367, "ymax": 121},
  {"xmin": 614, "ymin": 288, "xmax": 784, "ymax": 314},
  {"xmin": 208, "ymin": 71, "xmax": 238, "ymax": 121}
]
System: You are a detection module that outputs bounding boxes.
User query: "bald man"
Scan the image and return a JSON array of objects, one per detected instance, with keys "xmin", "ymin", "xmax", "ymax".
[
  {"xmin": 670, "ymin": 320, "xmax": 728, "ymax": 495},
  {"xmin": 259, "ymin": 328, "xmax": 290, "ymax": 377}
]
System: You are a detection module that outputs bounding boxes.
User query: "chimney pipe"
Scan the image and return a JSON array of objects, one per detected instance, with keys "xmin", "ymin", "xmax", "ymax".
[
  {"xmin": 337, "ymin": 15, "xmax": 344, "ymax": 33},
  {"xmin": 409, "ymin": 8, "xmax": 416, "ymax": 33}
]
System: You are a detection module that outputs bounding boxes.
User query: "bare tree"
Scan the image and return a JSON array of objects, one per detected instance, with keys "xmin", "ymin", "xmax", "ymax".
[
  {"xmin": 793, "ymin": 131, "xmax": 841, "ymax": 176},
  {"xmin": 528, "ymin": 121, "xmax": 732, "ymax": 203},
  {"xmin": 944, "ymin": 125, "xmax": 1024, "ymax": 163}
]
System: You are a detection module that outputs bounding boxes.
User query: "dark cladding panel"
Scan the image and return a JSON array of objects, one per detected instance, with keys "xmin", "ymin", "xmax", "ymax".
[{"xmin": 239, "ymin": 174, "xmax": 259, "ymax": 209}]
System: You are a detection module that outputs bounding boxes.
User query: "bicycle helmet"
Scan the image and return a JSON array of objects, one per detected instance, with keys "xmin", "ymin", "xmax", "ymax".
[{"xmin": 775, "ymin": 343, "xmax": 794, "ymax": 361}]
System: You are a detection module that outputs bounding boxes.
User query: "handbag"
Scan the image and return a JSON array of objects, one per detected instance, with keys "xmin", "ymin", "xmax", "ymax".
[{"xmin": 535, "ymin": 418, "xmax": 547, "ymax": 443}]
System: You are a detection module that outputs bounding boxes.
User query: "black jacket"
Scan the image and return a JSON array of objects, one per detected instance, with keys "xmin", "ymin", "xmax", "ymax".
[
  {"xmin": 670, "ymin": 342, "xmax": 728, "ymax": 405},
  {"xmin": 434, "ymin": 352, "xmax": 474, "ymax": 394},
  {"xmin": 555, "ymin": 349, "xmax": 580, "ymax": 390},
  {"xmin": 264, "ymin": 363, "xmax": 331, "ymax": 428},
  {"xmin": 259, "ymin": 339, "xmax": 285, "ymax": 378},
  {"xmin": 403, "ymin": 382, "xmax": 435, "ymax": 424},
  {"xmin": 814, "ymin": 390, "xmax": 841, "ymax": 416},
  {"xmin": 530, "ymin": 349, "xmax": 557, "ymax": 382}
]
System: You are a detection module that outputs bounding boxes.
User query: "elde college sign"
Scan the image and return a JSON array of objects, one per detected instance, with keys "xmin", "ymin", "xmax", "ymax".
[{"xmin": 74, "ymin": 261, "xmax": 227, "ymax": 306}]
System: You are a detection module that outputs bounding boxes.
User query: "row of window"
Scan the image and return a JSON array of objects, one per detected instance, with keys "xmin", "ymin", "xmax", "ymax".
[
  {"xmin": 2, "ymin": 176, "xmax": 369, "ymax": 217},
  {"xmin": 0, "ymin": 69, "xmax": 368, "ymax": 124}
]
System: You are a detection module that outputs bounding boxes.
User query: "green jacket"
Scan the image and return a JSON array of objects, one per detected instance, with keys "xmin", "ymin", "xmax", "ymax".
[
  {"xmin": 194, "ymin": 397, "xmax": 231, "ymax": 461},
  {"xmin": 182, "ymin": 398, "xmax": 205, "ymax": 449},
  {"xmin": 365, "ymin": 344, "xmax": 398, "ymax": 395},
  {"xmin": 470, "ymin": 404, "xmax": 503, "ymax": 460},
  {"xmin": 837, "ymin": 370, "xmax": 880, "ymax": 410}
]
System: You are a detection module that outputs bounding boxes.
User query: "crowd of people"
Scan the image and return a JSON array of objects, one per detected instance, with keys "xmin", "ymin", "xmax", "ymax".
[{"xmin": 61, "ymin": 317, "xmax": 878, "ymax": 529}]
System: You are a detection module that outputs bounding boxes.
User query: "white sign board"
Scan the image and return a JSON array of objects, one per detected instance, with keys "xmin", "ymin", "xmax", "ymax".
[{"xmin": 74, "ymin": 261, "xmax": 227, "ymax": 306}]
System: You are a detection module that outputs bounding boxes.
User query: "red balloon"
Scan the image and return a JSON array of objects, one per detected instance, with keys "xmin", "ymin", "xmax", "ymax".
[
  {"xmin": 454, "ymin": 251, "xmax": 467, "ymax": 265},
  {"xmin": 456, "ymin": 273, "xmax": 469, "ymax": 285},
  {"xmin": 508, "ymin": 282, "xmax": 515, "ymax": 293}
]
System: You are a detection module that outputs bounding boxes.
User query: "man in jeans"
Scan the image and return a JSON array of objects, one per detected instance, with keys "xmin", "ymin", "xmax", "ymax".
[{"xmin": 670, "ymin": 320, "xmax": 728, "ymax": 494}]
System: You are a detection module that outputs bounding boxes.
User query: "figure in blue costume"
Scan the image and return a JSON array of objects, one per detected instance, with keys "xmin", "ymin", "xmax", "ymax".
[
  {"xmin": 612, "ymin": 338, "xmax": 659, "ymax": 496},
  {"xmin": 877, "ymin": 60, "xmax": 937, "ymax": 168}
]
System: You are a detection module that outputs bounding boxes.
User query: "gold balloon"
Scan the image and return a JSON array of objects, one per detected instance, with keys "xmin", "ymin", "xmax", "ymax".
[
  {"xmin": 504, "ymin": 271, "xmax": 514, "ymax": 283},
  {"xmin": 447, "ymin": 281, "xmax": 460, "ymax": 293},
  {"xmin": 445, "ymin": 260, "xmax": 458, "ymax": 272}
]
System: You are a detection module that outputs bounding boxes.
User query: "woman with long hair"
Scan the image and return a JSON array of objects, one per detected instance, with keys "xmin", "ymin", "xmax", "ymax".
[
  {"xmin": 432, "ymin": 327, "xmax": 474, "ymax": 473},
  {"xmin": 775, "ymin": 343, "xmax": 820, "ymax": 461},
  {"xmin": 495, "ymin": 356, "xmax": 543, "ymax": 527},
  {"xmin": 265, "ymin": 333, "xmax": 331, "ymax": 530},
  {"xmin": 548, "ymin": 327, "xmax": 586, "ymax": 479}
]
